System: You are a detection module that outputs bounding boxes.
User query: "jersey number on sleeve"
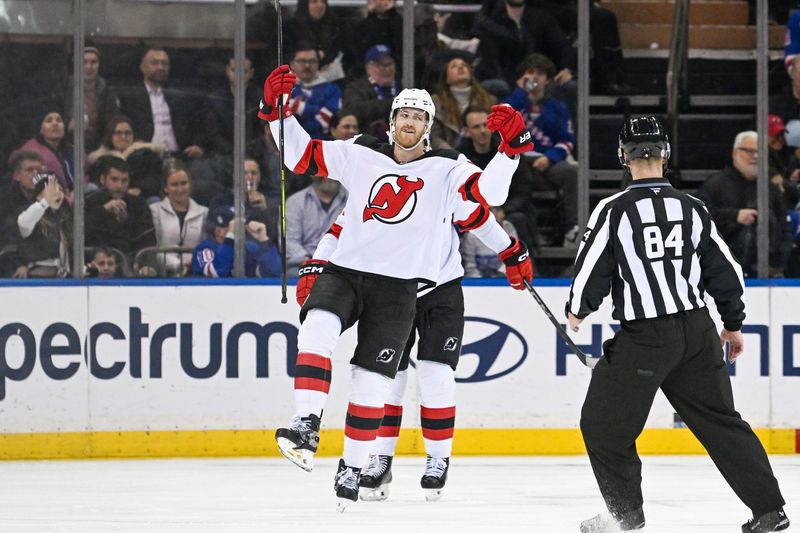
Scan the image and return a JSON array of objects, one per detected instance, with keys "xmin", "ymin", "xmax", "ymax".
[{"xmin": 643, "ymin": 224, "xmax": 683, "ymax": 259}]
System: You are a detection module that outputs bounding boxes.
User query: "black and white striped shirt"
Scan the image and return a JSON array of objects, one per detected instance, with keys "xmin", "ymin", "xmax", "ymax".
[{"xmin": 567, "ymin": 178, "xmax": 746, "ymax": 331}]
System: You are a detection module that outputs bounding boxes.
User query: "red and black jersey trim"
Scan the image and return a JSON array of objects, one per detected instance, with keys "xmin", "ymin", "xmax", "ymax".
[
  {"xmin": 458, "ymin": 172, "xmax": 488, "ymax": 207},
  {"xmin": 294, "ymin": 352, "xmax": 332, "ymax": 393},
  {"xmin": 378, "ymin": 404, "xmax": 403, "ymax": 438},
  {"xmin": 326, "ymin": 223, "xmax": 343, "ymax": 239},
  {"xmin": 293, "ymin": 139, "xmax": 329, "ymax": 177},
  {"xmin": 420, "ymin": 406, "xmax": 456, "ymax": 441},
  {"xmin": 345, "ymin": 403, "xmax": 385, "ymax": 441},
  {"xmin": 454, "ymin": 205, "xmax": 490, "ymax": 233}
]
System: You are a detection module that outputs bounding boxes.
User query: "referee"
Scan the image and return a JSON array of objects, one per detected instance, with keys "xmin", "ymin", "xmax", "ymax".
[{"xmin": 567, "ymin": 116, "xmax": 788, "ymax": 533}]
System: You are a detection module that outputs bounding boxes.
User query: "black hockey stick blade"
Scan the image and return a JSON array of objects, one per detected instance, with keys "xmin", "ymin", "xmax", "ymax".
[{"xmin": 522, "ymin": 279, "xmax": 596, "ymax": 369}]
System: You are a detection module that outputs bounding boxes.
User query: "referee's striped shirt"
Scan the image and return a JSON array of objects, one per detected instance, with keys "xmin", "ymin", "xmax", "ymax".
[{"xmin": 567, "ymin": 178, "xmax": 746, "ymax": 331}]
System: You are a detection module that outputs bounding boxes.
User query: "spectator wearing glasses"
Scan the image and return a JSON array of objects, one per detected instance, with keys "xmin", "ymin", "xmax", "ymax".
[
  {"xmin": 286, "ymin": 43, "xmax": 342, "ymax": 140},
  {"xmin": 89, "ymin": 116, "xmax": 166, "ymax": 201},
  {"xmin": 0, "ymin": 151, "xmax": 43, "ymax": 248},
  {"xmin": 697, "ymin": 131, "xmax": 792, "ymax": 277},
  {"xmin": 343, "ymin": 44, "xmax": 401, "ymax": 140}
]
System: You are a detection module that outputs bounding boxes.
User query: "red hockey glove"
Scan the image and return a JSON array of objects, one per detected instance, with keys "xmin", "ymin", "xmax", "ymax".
[
  {"xmin": 498, "ymin": 237, "xmax": 533, "ymax": 290},
  {"xmin": 296, "ymin": 259, "xmax": 326, "ymax": 306},
  {"xmin": 258, "ymin": 64, "xmax": 298, "ymax": 122},
  {"xmin": 487, "ymin": 104, "xmax": 533, "ymax": 156}
]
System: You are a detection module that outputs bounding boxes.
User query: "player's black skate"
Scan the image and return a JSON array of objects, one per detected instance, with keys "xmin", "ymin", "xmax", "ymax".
[
  {"xmin": 334, "ymin": 459, "xmax": 361, "ymax": 513},
  {"xmin": 580, "ymin": 508, "xmax": 645, "ymax": 533},
  {"xmin": 420, "ymin": 455, "xmax": 449, "ymax": 502},
  {"xmin": 742, "ymin": 508, "xmax": 789, "ymax": 533},
  {"xmin": 359, "ymin": 455, "xmax": 393, "ymax": 501},
  {"xmin": 274, "ymin": 413, "xmax": 320, "ymax": 472}
]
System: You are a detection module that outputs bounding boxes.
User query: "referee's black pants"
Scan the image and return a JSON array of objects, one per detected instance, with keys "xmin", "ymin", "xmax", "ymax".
[{"xmin": 580, "ymin": 307, "xmax": 785, "ymax": 519}]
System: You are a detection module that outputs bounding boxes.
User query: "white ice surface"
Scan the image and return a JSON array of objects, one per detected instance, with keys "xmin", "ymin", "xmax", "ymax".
[{"xmin": 0, "ymin": 455, "xmax": 796, "ymax": 532}]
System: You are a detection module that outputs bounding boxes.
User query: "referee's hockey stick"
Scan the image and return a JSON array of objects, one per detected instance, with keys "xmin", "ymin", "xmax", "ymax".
[
  {"xmin": 522, "ymin": 279, "xmax": 596, "ymax": 369},
  {"xmin": 274, "ymin": 0, "xmax": 288, "ymax": 304}
]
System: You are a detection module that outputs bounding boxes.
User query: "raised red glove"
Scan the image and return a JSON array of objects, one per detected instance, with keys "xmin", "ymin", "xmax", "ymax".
[
  {"xmin": 487, "ymin": 104, "xmax": 533, "ymax": 156},
  {"xmin": 296, "ymin": 259, "xmax": 326, "ymax": 306},
  {"xmin": 498, "ymin": 237, "xmax": 533, "ymax": 290},
  {"xmin": 258, "ymin": 64, "xmax": 298, "ymax": 122}
]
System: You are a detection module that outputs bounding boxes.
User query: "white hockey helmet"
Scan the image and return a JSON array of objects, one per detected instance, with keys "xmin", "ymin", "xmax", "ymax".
[{"xmin": 389, "ymin": 88, "xmax": 436, "ymax": 151}]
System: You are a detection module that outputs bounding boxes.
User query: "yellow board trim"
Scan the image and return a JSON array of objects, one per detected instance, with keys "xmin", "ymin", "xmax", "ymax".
[{"xmin": 0, "ymin": 428, "xmax": 794, "ymax": 460}]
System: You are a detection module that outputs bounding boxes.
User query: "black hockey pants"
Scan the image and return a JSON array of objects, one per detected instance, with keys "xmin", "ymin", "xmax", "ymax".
[{"xmin": 580, "ymin": 307, "xmax": 785, "ymax": 518}]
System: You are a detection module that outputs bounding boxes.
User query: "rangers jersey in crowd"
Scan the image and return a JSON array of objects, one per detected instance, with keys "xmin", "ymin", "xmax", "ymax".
[
  {"xmin": 271, "ymin": 117, "xmax": 518, "ymax": 286},
  {"xmin": 503, "ymin": 88, "xmax": 575, "ymax": 163}
]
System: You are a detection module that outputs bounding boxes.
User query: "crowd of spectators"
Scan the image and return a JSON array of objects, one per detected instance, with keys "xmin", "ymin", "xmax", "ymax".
[{"xmin": 1, "ymin": 0, "xmax": 798, "ymax": 278}]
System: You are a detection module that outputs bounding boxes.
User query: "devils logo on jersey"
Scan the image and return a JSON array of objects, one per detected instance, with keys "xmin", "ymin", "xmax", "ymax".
[{"xmin": 362, "ymin": 174, "xmax": 425, "ymax": 224}]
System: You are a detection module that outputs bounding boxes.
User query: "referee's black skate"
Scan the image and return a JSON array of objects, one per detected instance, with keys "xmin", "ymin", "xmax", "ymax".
[
  {"xmin": 742, "ymin": 508, "xmax": 789, "ymax": 533},
  {"xmin": 420, "ymin": 455, "xmax": 449, "ymax": 502},
  {"xmin": 334, "ymin": 459, "xmax": 361, "ymax": 513},
  {"xmin": 580, "ymin": 508, "xmax": 645, "ymax": 532},
  {"xmin": 275, "ymin": 413, "xmax": 320, "ymax": 472},
  {"xmin": 358, "ymin": 455, "xmax": 393, "ymax": 501}
]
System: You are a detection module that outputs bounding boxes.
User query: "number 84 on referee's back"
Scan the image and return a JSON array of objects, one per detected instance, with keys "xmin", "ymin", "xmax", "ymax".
[{"xmin": 642, "ymin": 224, "xmax": 683, "ymax": 259}]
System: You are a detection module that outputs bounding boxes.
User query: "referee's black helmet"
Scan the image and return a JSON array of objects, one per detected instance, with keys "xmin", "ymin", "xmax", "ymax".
[{"xmin": 617, "ymin": 115, "xmax": 671, "ymax": 168}]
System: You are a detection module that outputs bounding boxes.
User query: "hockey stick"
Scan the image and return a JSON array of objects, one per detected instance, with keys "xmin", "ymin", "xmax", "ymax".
[
  {"xmin": 522, "ymin": 279, "xmax": 596, "ymax": 369},
  {"xmin": 274, "ymin": 0, "xmax": 288, "ymax": 304}
]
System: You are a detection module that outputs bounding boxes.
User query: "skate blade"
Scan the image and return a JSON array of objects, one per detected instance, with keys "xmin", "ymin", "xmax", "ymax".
[
  {"xmin": 276, "ymin": 437, "xmax": 314, "ymax": 472},
  {"xmin": 336, "ymin": 498, "xmax": 354, "ymax": 513},
  {"xmin": 424, "ymin": 488, "xmax": 443, "ymax": 502},
  {"xmin": 359, "ymin": 483, "xmax": 390, "ymax": 501}
]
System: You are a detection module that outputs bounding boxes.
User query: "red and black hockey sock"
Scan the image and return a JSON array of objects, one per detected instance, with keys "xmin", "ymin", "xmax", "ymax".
[
  {"xmin": 343, "ymin": 403, "xmax": 385, "ymax": 467},
  {"xmin": 293, "ymin": 352, "xmax": 332, "ymax": 418},
  {"xmin": 374, "ymin": 404, "xmax": 403, "ymax": 456},
  {"xmin": 421, "ymin": 405, "xmax": 456, "ymax": 458}
]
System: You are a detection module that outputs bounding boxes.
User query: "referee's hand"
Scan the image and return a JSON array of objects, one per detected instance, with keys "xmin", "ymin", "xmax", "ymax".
[
  {"xmin": 720, "ymin": 329, "xmax": 745, "ymax": 363},
  {"xmin": 568, "ymin": 312, "xmax": 583, "ymax": 332}
]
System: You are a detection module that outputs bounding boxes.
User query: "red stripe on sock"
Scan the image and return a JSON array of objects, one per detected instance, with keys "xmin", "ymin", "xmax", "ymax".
[
  {"xmin": 378, "ymin": 426, "xmax": 401, "ymax": 438},
  {"xmin": 295, "ymin": 377, "xmax": 330, "ymax": 393},
  {"xmin": 296, "ymin": 352, "xmax": 332, "ymax": 371},
  {"xmin": 420, "ymin": 406, "xmax": 456, "ymax": 419},
  {"xmin": 795, "ymin": 428, "xmax": 799, "ymax": 453},
  {"xmin": 384, "ymin": 404, "xmax": 403, "ymax": 417},
  {"xmin": 422, "ymin": 427, "xmax": 455, "ymax": 441},
  {"xmin": 347, "ymin": 403, "xmax": 384, "ymax": 419},
  {"xmin": 345, "ymin": 426, "xmax": 380, "ymax": 441}
]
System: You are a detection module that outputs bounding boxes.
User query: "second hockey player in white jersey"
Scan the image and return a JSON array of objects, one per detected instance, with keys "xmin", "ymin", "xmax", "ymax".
[
  {"xmin": 299, "ymin": 206, "xmax": 532, "ymax": 502},
  {"xmin": 259, "ymin": 64, "xmax": 533, "ymax": 511}
]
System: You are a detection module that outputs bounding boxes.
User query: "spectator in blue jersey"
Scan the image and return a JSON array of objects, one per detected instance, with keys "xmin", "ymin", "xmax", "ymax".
[
  {"xmin": 286, "ymin": 42, "xmax": 342, "ymax": 140},
  {"xmin": 191, "ymin": 205, "xmax": 281, "ymax": 278},
  {"xmin": 503, "ymin": 53, "xmax": 579, "ymax": 247},
  {"xmin": 785, "ymin": 9, "xmax": 800, "ymax": 73}
]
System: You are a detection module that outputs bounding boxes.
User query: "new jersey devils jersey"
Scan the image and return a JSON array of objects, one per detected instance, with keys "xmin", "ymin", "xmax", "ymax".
[{"xmin": 274, "ymin": 117, "xmax": 515, "ymax": 285}]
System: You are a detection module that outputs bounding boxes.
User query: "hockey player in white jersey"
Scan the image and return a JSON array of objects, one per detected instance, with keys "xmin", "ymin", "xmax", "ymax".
[
  {"xmin": 299, "ymin": 207, "xmax": 532, "ymax": 502},
  {"xmin": 259, "ymin": 65, "xmax": 533, "ymax": 511}
]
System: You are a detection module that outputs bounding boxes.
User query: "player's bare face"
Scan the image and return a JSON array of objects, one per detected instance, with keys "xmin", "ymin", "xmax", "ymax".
[{"xmin": 395, "ymin": 109, "xmax": 426, "ymax": 148}]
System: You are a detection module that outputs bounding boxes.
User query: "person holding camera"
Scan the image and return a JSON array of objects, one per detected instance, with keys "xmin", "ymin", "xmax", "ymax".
[
  {"xmin": 13, "ymin": 172, "xmax": 72, "ymax": 278},
  {"xmin": 502, "ymin": 53, "xmax": 579, "ymax": 247}
]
